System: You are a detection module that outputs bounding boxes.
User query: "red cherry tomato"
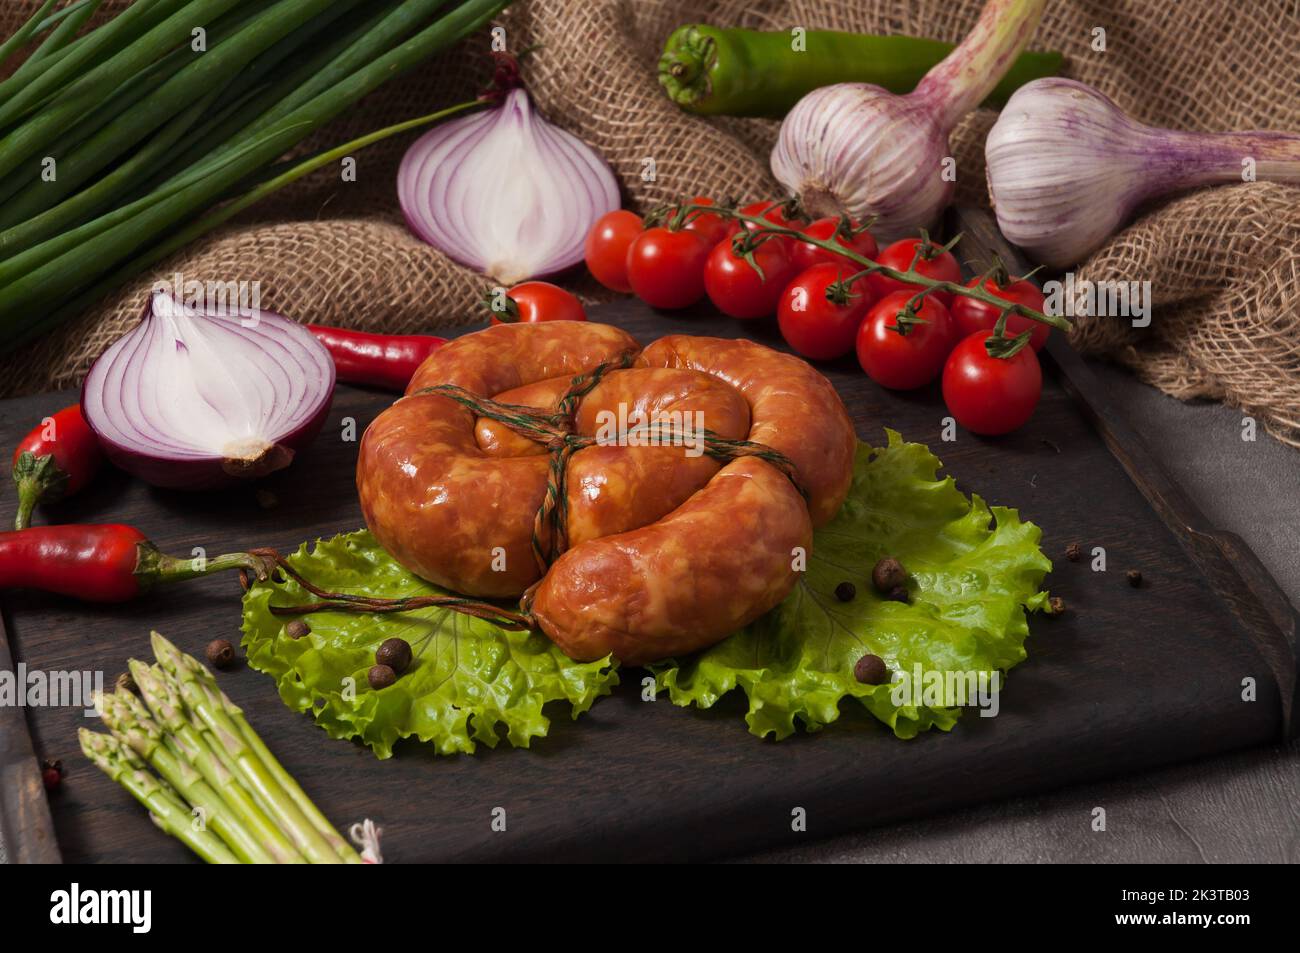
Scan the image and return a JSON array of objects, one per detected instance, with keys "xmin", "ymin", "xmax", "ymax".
[
  {"xmin": 490, "ymin": 281, "xmax": 586, "ymax": 325},
  {"xmin": 739, "ymin": 199, "xmax": 808, "ymax": 256},
  {"xmin": 870, "ymin": 236, "xmax": 962, "ymax": 307},
  {"xmin": 740, "ymin": 199, "xmax": 807, "ymax": 232},
  {"xmin": 682, "ymin": 196, "xmax": 737, "ymax": 247},
  {"xmin": 778, "ymin": 264, "xmax": 874, "ymax": 361},
  {"xmin": 703, "ymin": 237, "xmax": 795, "ymax": 320},
  {"xmin": 942, "ymin": 331, "xmax": 1043, "ymax": 435},
  {"xmin": 951, "ymin": 276, "xmax": 1050, "ymax": 352},
  {"xmin": 791, "ymin": 217, "xmax": 879, "ymax": 273},
  {"xmin": 625, "ymin": 227, "xmax": 712, "ymax": 310},
  {"xmin": 584, "ymin": 210, "xmax": 643, "ymax": 293},
  {"xmin": 856, "ymin": 291, "xmax": 954, "ymax": 390}
]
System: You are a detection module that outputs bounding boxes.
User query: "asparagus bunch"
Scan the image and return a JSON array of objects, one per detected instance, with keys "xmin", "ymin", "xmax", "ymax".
[{"xmin": 81, "ymin": 630, "xmax": 360, "ymax": 864}]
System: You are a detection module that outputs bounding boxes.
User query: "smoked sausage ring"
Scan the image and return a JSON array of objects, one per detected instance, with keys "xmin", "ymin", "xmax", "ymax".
[{"xmin": 356, "ymin": 322, "xmax": 856, "ymax": 665}]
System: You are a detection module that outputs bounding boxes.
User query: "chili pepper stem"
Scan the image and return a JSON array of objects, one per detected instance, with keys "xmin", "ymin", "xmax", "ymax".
[
  {"xmin": 136, "ymin": 545, "xmax": 278, "ymax": 588},
  {"xmin": 11, "ymin": 450, "xmax": 67, "ymax": 530},
  {"xmin": 13, "ymin": 479, "xmax": 40, "ymax": 531}
]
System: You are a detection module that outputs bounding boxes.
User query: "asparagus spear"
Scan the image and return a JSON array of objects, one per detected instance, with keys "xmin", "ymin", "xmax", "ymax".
[
  {"xmin": 150, "ymin": 634, "xmax": 342, "ymax": 864},
  {"xmin": 79, "ymin": 728, "xmax": 239, "ymax": 865},
  {"xmin": 96, "ymin": 688, "xmax": 276, "ymax": 865},
  {"xmin": 174, "ymin": 640, "xmax": 362, "ymax": 863},
  {"xmin": 129, "ymin": 659, "xmax": 306, "ymax": 864}
]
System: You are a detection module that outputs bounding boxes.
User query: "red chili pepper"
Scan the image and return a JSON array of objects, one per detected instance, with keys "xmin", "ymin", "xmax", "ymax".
[
  {"xmin": 0, "ymin": 524, "xmax": 276, "ymax": 602},
  {"xmin": 11, "ymin": 404, "xmax": 103, "ymax": 531},
  {"xmin": 307, "ymin": 325, "xmax": 445, "ymax": 392}
]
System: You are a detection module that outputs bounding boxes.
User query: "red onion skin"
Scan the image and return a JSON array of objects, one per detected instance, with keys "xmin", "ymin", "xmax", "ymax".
[{"xmin": 81, "ymin": 297, "xmax": 335, "ymax": 491}]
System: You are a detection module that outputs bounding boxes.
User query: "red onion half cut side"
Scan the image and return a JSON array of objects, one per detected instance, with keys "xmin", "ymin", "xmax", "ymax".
[
  {"xmin": 82, "ymin": 291, "xmax": 335, "ymax": 490},
  {"xmin": 397, "ymin": 88, "xmax": 619, "ymax": 285}
]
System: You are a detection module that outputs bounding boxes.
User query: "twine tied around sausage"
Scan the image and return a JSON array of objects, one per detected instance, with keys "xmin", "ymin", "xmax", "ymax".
[{"xmin": 252, "ymin": 351, "xmax": 806, "ymax": 630}]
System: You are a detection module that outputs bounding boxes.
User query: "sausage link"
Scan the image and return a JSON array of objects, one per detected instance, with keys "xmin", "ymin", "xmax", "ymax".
[
  {"xmin": 637, "ymin": 335, "xmax": 857, "ymax": 525},
  {"xmin": 359, "ymin": 322, "xmax": 639, "ymax": 597},
  {"xmin": 531, "ymin": 456, "xmax": 812, "ymax": 664},
  {"xmin": 359, "ymin": 322, "xmax": 857, "ymax": 664}
]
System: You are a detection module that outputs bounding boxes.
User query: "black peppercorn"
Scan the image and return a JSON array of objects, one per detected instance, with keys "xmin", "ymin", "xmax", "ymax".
[
  {"xmin": 887, "ymin": 586, "xmax": 910, "ymax": 604},
  {"xmin": 1065, "ymin": 542, "xmax": 1081, "ymax": 562},
  {"xmin": 834, "ymin": 581, "xmax": 856, "ymax": 602},
  {"xmin": 375, "ymin": 637, "xmax": 413, "ymax": 674},
  {"xmin": 368, "ymin": 664, "xmax": 396, "ymax": 690},
  {"xmin": 205, "ymin": 639, "xmax": 235, "ymax": 669},
  {"xmin": 853, "ymin": 654, "xmax": 889, "ymax": 685},
  {"xmin": 284, "ymin": 620, "xmax": 311, "ymax": 640},
  {"xmin": 872, "ymin": 557, "xmax": 908, "ymax": 593},
  {"xmin": 1126, "ymin": 569, "xmax": 1143, "ymax": 588}
]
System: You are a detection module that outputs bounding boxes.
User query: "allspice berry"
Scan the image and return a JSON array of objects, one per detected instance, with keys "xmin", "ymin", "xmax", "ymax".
[
  {"xmin": 284, "ymin": 620, "xmax": 311, "ymax": 640},
  {"xmin": 1049, "ymin": 595, "xmax": 1066, "ymax": 615},
  {"xmin": 368, "ymin": 664, "xmax": 396, "ymax": 690},
  {"xmin": 1065, "ymin": 542, "xmax": 1081, "ymax": 562},
  {"xmin": 42, "ymin": 759, "xmax": 63, "ymax": 792},
  {"xmin": 206, "ymin": 639, "xmax": 235, "ymax": 670},
  {"xmin": 375, "ymin": 638, "xmax": 412, "ymax": 674},
  {"xmin": 853, "ymin": 654, "xmax": 889, "ymax": 685},
  {"xmin": 872, "ymin": 557, "xmax": 908, "ymax": 594}
]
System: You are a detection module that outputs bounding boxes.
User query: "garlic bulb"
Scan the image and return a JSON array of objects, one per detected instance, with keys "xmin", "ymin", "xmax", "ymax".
[
  {"xmin": 987, "ymin": 78, "xmax": 1300, "ymax": 267},
  {"xmin": 772, "ymin": 0, "xmax": 1046, "ymax": 242},
  {"xmin": 772, "ymin": 87, "xmax": 951, "ymax": 243}
]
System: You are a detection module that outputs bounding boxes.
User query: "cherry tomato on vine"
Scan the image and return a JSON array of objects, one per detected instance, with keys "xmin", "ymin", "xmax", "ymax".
[
  {"xmin": 489, "ymin": 281, "xmax": 586, "ymax": 325},
  {"xmin": 625, "ymin": 227, "xmax": 712, "ymax": 309},
  {"xmin": 869, "ymin": 236, "xmax": 962, "ymax": 307},
  {"xmin": 778, "ymin": 264, "xmax": 873, "ymax": 360},
  {"xmin": 584, "ymin": 209, "xmax": 643, "ymax": 292},
  {"xmin": 682, "ymin": 196, "xmax": 737, "ymax": 247},
  {"xmin": 740, "ymin": 199, "xmax": 807, "ymax": 232},
  {"xmin": 942, "ymin": 330, "xmax": 1043, "ymax": 435},
  {"xmin": 951, "ymin": 276, "xmax": 1050, "ymax": 352},
  {"xmin": 791, "ymin": 217, "xmax": 879, "ymax": 273},
  {"xmin": 739, "ymin": 199, "xmax": 808, "ymax": 255},
  {"xmin": 703, "ymin": 237, "xmax": 796, "ymax": 320},
  {"xmin": 856, "ymin": 291, "xmax": 954, "ymax": 390}
]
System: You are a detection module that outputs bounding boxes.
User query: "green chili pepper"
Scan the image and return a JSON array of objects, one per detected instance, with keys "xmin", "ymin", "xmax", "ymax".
[{"xmin": 659, "ymin": 24, "xmax": 1063, "ymax": 118}]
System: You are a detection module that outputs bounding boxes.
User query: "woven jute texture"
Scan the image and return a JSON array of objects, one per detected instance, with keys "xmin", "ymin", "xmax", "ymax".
[{"xmin": 3, "ymin": 1, "xmax": 1299, "ymax": 443}]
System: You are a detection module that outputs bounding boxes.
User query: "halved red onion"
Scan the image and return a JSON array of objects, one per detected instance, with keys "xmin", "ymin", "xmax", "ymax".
[
  {"xmin": 82, "ymin": 291, "xmax": 335, "ymax": 490},
  {"xmin": 397, "ymin": 88, "xmax": 619, "ymax": 285}
]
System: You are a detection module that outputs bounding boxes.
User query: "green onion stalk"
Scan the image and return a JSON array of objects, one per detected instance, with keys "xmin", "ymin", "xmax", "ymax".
[{"xmin": 0, "ymin": 0, "xmax": 509, "ymax": 349}]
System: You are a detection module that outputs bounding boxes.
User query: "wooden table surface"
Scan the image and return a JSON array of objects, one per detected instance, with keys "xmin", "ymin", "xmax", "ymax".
[
  {"xmin": 2, "ymin": 292, "xmax": 1295, "ymax": 863},
  {"xmin": 747, "ymin": 362, "xmax": 1300, "ymax": 864}
]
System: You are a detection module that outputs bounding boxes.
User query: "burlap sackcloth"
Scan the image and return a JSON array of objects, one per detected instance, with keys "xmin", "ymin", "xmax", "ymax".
[{"xmin": 2, "ymin": 1, "xmax": 1298, "ymax": 444}]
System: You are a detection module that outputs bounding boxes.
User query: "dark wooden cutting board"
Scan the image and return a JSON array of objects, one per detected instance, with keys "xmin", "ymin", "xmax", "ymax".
[{"xmin": 2, "ymin": 213, "xmax": 1296, "ymax": 863}]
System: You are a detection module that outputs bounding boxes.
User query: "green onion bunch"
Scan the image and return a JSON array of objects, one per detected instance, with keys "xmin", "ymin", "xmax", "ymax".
[{"xmin": 0, "ymin": 0, "xmax": 506, "ymax": 348}]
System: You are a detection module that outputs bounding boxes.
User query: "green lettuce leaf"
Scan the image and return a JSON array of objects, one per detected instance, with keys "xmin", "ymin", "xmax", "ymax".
[
  {"xmin": 240, "ymin": 532, "xmax": 618, "ymax": 759},
  {"xmin": 655, "ymin": 430, "xmax": 1052, "ymax": 739}
]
